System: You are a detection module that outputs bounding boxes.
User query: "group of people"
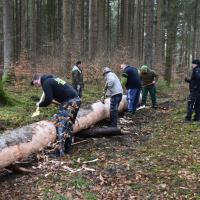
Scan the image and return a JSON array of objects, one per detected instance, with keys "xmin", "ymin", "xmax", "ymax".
[
  {"xmin": 103, "ymin": 63, "xmax": 159, "ymax": 126},
  {"xmin": 31, "ymin": 62, "xmax": 159, "ymax": 157}
]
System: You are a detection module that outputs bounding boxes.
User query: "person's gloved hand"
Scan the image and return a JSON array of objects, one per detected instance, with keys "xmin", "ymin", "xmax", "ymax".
[
  {"xmin": 101, "ymin": 96, "xmax": 105, "ymax": 104},
  {"xmin": 77, "ymin": 85, "xmax": 81, "ymax": 90},
  {"xmin": 185, "ymin": 77, "xmax": 190, "ymax": 82}
]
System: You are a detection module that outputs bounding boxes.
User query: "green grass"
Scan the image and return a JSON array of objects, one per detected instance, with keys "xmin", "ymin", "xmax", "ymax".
[{"xmin": 0, "ymin": 81, "xmax": 103, "ymax": 130}]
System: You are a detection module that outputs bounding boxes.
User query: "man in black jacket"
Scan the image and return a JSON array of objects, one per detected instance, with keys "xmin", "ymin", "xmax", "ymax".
[
  {"xmin": 31, "ymin": 74, "xmax": 81, "ymax": 156},
  {"xmin": 185, "ymin": 59, "xmax": 200, "ymax": 121}
]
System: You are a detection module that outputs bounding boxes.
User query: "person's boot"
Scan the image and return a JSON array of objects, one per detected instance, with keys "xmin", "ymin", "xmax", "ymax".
[
  {"xmin": 64, "ymin": 138, "xmax": 72, "ymax": 154},
  {"xmin": 152, "ymin": 104, "xmax": 158, "ymax": 109},
  {"xmin": 185, "ymin": 116, "xmax": 192, "ymax": 122}
]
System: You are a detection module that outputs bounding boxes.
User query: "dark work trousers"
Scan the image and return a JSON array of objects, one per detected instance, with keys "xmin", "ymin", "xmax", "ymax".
[
  {"xmin": 51, "ymin": 97, "xmax": 81, "ymax": 156},
  {"xmin": 74, "ymin": 85, "xmax": 83, "ymax": 98},
  {"xmin": 141, "ymin": 85, "xmax": 157, "ymax": 107},
  {"xmin": 110, "ymin": 93, "xmax": 122, "ymax": 127},
  {"xmin": 185, "ymin": 92, "xmax": 200, "ymax": 121},
  {"xmin": 127, "ymin": 88, "xmax": 141, "ymax": 113}
]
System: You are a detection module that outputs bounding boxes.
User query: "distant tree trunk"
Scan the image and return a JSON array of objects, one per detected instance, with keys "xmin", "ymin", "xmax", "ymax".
[
  {"xmin": 82, "ymin": 0, "xmax": 88, "ymax": 58},
  {"xmin": 106, "ymin": 0, "xmax": 111, "ymax": 57},
  {"xmin": 133, "ymin": 0, "xmax": 144, "ymax": 65},
  {"xmin": 74, "ymin": 0, "xmax": 82, "ymax": 59},
  {"xmin": 129, "ymin": 0, "xmax": 135, "ymax": 50},
  {"xmin": 122, "ymin": 0, "xmax": 129, "ymax": 47},
  {"xmin": 88, "ymin": 0, "xmax": 97, "ymax": 60},
  {"xmin": 164, "ymin": 0, "xmax": 178, "ymax": 85},
  {"xmin": 97, "ymin": 0, "xmax": 106, "ymax": 55},
  {"xmin": 2, "ymin": 0, "xmax": 14, "ymax": 81},
  {"xmin": 154, "ymin": 0, "xmax": 165, "ymax": 68},
  {"xmin": 194, "ymin": 0, "xmax": 200, "ymax": 58},
  {"xmin": 20, "ymin": 0, "xmax": 27, "ymax": 63},
  {"xmin": 144, "ymin": 0, "xmax": 154, "ymax": 67},
  {"xmin": 0, "ymin": 2, "xmax": 3, "ymax": 62},
  {"xmin": 29, "ymin": 0, "xmax": 37, "ymax": 70},
  {"xmin": 63, "ymin": 0, "xmax": 71, "ymax": 74}
]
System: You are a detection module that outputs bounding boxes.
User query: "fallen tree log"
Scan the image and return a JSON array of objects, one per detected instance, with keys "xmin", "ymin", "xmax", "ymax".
[
  {"xmin": 0, "ymin": 96, "xmax": 128, "ymax": 169},
  {"xmin": 76, "ymin": 127, "xmax": 122, "ymax": 138}
]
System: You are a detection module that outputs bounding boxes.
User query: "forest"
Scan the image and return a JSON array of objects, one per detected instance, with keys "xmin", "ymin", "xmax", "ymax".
[{"xmin": 0, "ymin": 0, "xmax": 200, "ymax": 199}]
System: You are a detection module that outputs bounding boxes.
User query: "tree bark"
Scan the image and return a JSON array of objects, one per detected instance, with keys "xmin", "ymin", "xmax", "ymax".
[
  {"xmin": 63, "ymin": 0, "xmax": 71, "ymax": 74},
  {"xmin": 144, "ymin": 0, "xmax": 154, "ymax": 68},
  {"xmin": 2, "ymin": 0, "xmax": 13, "ymax": 81},
  {"xmin": 0, "ymin": 96, "xmax": 128, "ymax": 169},
  {"xmin": 88, "ymin": 0, "xmax": 97, "ymax": 60}
]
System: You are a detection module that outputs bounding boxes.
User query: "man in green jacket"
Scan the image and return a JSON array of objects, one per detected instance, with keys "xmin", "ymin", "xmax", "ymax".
[
  {"xmin": 140, "ymin": 65, "xmax": 159, "ymax": 108},
  {"xmin": 72, "ymin": 61, "xmax": 84, "ymax": 98}
]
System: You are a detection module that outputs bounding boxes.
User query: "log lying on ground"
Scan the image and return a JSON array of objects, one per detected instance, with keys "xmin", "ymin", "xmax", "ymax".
[
  {"xmin": 0, "ymin": 96, "xmax": 127, "ymax": 169},
  {"xmin": 76, "ymin": 127, "xmax": 122, "ymax": 138}
]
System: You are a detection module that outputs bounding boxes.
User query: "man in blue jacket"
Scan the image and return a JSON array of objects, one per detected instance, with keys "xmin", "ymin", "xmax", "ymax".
[
  {"xmin": 121, "ymin": 63, "xmax": 141, "ymax": 114},
  {"xmin": 31, "ymin": 74, "xmax": 81, "ymax": 156}
]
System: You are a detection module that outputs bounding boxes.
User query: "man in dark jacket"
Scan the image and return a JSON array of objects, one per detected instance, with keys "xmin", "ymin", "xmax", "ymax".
[
  {"xmin": 72, "ymin": 61, "xmax": 84, "ymax": 97},
  {"xmin": 120, "ymin": 63, "xmax": 141, "ymax": 114},
  {"xmin": 31, "ymin": 74, "xmax": 81, "ymax": 156},
  {"xmin": 185, "ymin": 59, "xmax": 200, "ymax": 121}
]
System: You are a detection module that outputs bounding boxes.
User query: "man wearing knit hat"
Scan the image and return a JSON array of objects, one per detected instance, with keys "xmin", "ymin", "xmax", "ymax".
[
  {"xmin": 185, "ymin": 59, "xmax": 200, "ymax": 121},
  {"xmin": 140, "ymin": 65, "xmax": 159, "ymax": 108},
  {"xmin": 102, "ymin": 67, "xmax": 123, "ymax": 127}
]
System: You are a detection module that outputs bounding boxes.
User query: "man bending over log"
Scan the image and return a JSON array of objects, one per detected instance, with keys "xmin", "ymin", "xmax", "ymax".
[{"xmin": 31, "ymin": 74, "xmax": 81, "ymax": 156}]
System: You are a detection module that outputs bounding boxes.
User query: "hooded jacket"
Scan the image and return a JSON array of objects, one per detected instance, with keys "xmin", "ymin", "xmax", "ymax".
[{"xmin": 39, "ymin": 75, "xmax": 78, "ymax": 107}]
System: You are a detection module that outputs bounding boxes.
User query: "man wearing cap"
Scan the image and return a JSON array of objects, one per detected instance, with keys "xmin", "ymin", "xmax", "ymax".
[
  {"xmin": 31, "ymin": 74, "xmax": 81, "ymax": 156},
  {"xmin": 103, "ymin": 67, "xmax": 123, "ymax": 127},
  {"xmin": 185, "ymin": 59, "xmax": 200, "ymax": 121},
  {"xmin": 72, "ymin": 61, "xmax": 84, "ymax": 98},
  {"xmin": 120, "ymin": 63, "xmax": 141, "ymax": 114},
  {"xmin": 140, "ymin": 65, "xmax": 159, "ymax": 108}
]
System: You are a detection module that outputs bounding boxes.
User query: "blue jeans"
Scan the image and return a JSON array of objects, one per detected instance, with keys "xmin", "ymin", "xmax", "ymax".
[
  {"xmin": 127, "ymin": 88, "xmax": 140, "ymax": 113},
  {"xmin": 110, "ymin": 93, "xmax": 122, "ymax": 127}
]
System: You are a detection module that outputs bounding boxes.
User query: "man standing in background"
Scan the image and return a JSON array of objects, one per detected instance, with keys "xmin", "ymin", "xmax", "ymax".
[
  {"xmin": 185, "ymin": 59, "xmax": 200, "ymax": 121},
  {"xmin": 72, "ymin": 61, "xmax": 84, "ymax": 98},
  {"xmin": 140, "ymin": 65, "xmax": 159, "ymax": 108}
]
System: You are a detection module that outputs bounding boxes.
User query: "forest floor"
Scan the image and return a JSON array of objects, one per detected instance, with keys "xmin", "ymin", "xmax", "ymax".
[{"xmin": 0, "ymin": 82, "xmax": 200, "ymax": 199}]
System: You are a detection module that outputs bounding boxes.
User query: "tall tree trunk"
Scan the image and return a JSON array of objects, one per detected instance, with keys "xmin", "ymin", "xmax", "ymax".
[
  {"xmin": 194, "ymin": 0, "xmax": 200, "ymax": 58},
  {"xmin": 63, "ymin": 0, "xmax": 71, "ymax": 74},
  {"xmin": 29, "ymin": 0, "xmax": 37, "ymax": 70},
  {"xmin": 88, "ymin": 0, "xmax": 97, "ymax": 60},
  {"xmin": 97, "ymin": 0, "xmax": 106, "ymax": 55},
  {"xmin": 20, "ymin": 0, "xmax": 28, "ymax": 63},
  {"xmin": 83, "ymin": 0, "xmax": 89, "ymax": 59},
  {"xmin": 164, "ymin": 0, "xmax": 178, "ymax": 85},
  {"xmin": 123, "ymin": 0, "xmax": 129, "ymax": 47},
  {"xmin": 74, "ymin": 0, "xmax": 82, "ymax": 59},
  {"xmin": 154, "ymin": 0, "xmax": 165, "ymax": 68},
  {"xmin": 2, "ymin": 0, "xmax": 14, "ymax": 81},
  {"xmin": 144, "ymin": 0, "xmax": 154, "ymax": 67}
]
